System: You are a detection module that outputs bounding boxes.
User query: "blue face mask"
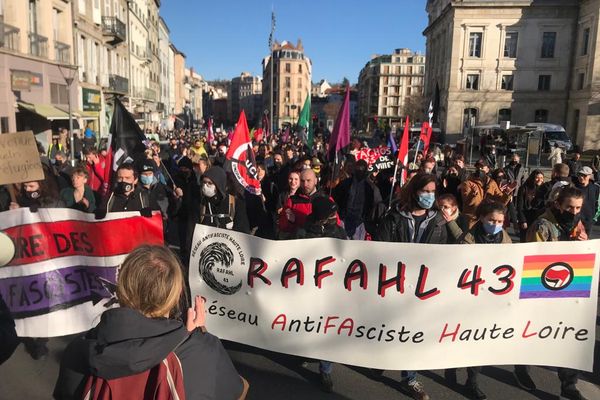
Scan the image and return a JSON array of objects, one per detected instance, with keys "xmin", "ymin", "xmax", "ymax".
[
  {"xmin": 140, "ymin": 175, "xmax": 154, "ymax": 186},
  {"xmin": 417, "ymin": 192, "xmax": 435, "ymax": 209},
  {"xmin": 483, "ymin": 221, "xmax": 503, "ymax": 235}
]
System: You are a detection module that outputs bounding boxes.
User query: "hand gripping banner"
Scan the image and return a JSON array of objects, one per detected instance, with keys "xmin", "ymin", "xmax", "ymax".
[{"xmin": 189, "ymin": 225, "xmax": 599, "ymax": 371}]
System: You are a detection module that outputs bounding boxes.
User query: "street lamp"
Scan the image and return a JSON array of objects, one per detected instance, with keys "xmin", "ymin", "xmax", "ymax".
[{"xmin": 58, "ymin": 64, "xmax": 78, "ymax": 166}]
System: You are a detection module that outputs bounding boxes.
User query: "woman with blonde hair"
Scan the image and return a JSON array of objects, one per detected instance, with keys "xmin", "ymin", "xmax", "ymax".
[{"xmin": 54, "ymin": 245, "xmax": 248, "ymax": 399}]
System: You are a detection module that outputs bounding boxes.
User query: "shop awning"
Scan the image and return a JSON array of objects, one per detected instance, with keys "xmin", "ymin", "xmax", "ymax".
[
  {"xmin": 17, "ymin": 102, "xmax": 70, "ymax": 120},
  {"xmin": 69, "ymin": 110, "xmax": 100, "ymax": 120}
]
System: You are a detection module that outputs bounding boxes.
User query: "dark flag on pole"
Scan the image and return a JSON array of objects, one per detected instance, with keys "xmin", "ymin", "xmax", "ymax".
[
  {"xmin": 103, "ymin": 97, "xmax": 147, "ymax": 193},
  {"xmin": 327, "ymin": 84, "xmax": 351, "ymax": 161}
]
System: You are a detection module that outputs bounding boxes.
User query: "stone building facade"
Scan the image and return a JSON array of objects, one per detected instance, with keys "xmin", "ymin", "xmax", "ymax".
[
  {"xmin": 424, "ymin": 0, "xmax": 600, "ymax": 150},
  {"xmin": 262, "ymin": 40, "xmax": 312, "ymax": 129}
]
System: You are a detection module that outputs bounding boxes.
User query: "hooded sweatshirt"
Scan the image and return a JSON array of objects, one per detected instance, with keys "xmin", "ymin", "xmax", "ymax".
[
  {"xmin": 199, "ymin": 166, "xmax": 250, "ymax": 233},
  {"xmin": 53, "ymin": 307, "xmax": 243, "ymax": 400}
]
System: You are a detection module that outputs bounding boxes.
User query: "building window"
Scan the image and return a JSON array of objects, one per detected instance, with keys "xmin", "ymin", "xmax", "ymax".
[
  {"xmin": 541, "ymin": 32, "xmax": 556, "ymax": 58},
  {"xmin": 0, "ymin": 117, "xmax": 9, "ymax": 134},
  {"xmin": 498, "ymin": 108, "xmax": 511, "ymax": 123},
  {"xmin": 285, "ymin": 77, "xmax": 291, "ymax": 88},
  {"xmin": 534, "ymin": 109, "xmax": 549, "ymax": 123},
  {"xmin": 469, "ymin": 32, "xmax": 482, "ymax": 57},
  {"xmin": 582, "ymin": 28, "xmax": 590, "ymax": 56},
  {"xmin": 577, "ymin": 73, "xmax": 585, "ymax": 90},
  {"xmin": 285, "ymin": 63, "xmax": 291, "ymax": 73},
  {"xmin": 298, "ymin": 64, "xmax": 302, "ymax": 73},
  {"xmin": 464, "ymin": 108, "xmax": 478, "ymax": 128},
  {"xmin": 50, "ymin": 83, "xmax": 68, "ymax": 104},
  {"xmin": 538, "ymin": 75, "xmax": 551, "ymax": 91},
  {"xmin": 504, "ymin": 32, "xmax": 518, "ymax": 58},
  {"xmin": 501, "ymin": 74, "xmax": 514, "ymax": 90},
  {"xmin": 298, "ymin": 78, "xmax": 302, "ymax": 89},
  {"xmin": 466, "ymin": 74, "xmax": 480, "ymax": 90}
]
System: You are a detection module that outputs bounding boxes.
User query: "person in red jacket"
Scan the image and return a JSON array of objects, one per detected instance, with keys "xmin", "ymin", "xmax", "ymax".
[
  {"xmin": 278, "ymin": 169, "xmax": 340, "ymax": 238},
  {"xmin": 83, "ymin": 148, "xmax": 107, "ymax": 200}
]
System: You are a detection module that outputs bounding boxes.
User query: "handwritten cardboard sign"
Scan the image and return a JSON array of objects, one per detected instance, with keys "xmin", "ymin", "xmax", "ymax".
[{"xmin": 0, "ymin": 131, "xmax": 44, "ymax": 185}]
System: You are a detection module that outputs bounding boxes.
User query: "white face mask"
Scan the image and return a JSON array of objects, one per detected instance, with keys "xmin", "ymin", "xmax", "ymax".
[{"xmin": 202, "ymin": 183, "xmax": 217, "ymax": 198}]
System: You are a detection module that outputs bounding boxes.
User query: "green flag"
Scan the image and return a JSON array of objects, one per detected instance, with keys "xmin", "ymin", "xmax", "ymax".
[{"xmin": 297, "ymin": 92, "xmax": 313, "ymax": 148}]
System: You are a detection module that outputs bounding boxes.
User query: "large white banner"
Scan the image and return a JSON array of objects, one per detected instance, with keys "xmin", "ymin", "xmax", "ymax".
[{"xmin": 189, "ymin": 225, "xmax": 599, "ymax": 371}]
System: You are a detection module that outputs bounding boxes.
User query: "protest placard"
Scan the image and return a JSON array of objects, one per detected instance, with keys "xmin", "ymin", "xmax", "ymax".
[
  {"xmin": 0, "ymin": 131, "xmax": 44, "ymax": 186},
  {"xmin": 189, "ymin": 225, "xmax": 599, "ymax": 371},
  {"xmin": 355, "ymin": 146, "xmax": 395, "ymax": 172},
  {"xmin": 0, "ymin": 208, "xmax": 163, "ymax": 337}
]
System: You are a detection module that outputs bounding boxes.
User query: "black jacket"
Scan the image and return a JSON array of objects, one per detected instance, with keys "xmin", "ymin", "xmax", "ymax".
[
  {"xmin": 0, "ymin": 295, "xmax": 17, "ymax": 365},
  {"xmin": 576, "ymin": 182, "xmax": 600, "ymax": 226},
  {"xmin": 104, "ymin": 186, "xmax": 156, "ymax": 213},
  {"xmin": 295, "ymin": 215, "xmax": 348, "ymax": 240},
  {"xmin": 53, "ymin": 307, "xmax": 243, "ymax": 400},
  {"xmin": 516, "ymin": 184, "xmax": 546, "ymax": 225},
  {"xmin": 198, "ymin": 167, "xmax": 250, "ymax": 234},
  {"xmin": 376, "ymin": 206, "xmax": 448, "ymax": 244}
]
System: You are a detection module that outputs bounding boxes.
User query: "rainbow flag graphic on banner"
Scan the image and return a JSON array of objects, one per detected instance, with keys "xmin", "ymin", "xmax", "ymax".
[{"xmin": 519, "ymin": 254, "xmax": 596, "ymax": 299}]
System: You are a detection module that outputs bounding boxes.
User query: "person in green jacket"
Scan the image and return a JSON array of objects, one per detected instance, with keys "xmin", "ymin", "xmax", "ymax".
[{"xmin": 60, "ymin": 166, "xmax": 96, "ymax": 213}]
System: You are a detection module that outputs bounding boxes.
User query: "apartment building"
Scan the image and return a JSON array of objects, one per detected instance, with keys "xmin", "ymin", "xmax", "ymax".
[
  {"xmin": 229, "ymin": 72, "xmax": 262, "ymax": 126},
  {"xmin": 0, "ymin": 0, "xmax": 76, "ymax": 147},
  {"xmin": 262, "ymin": 40, "xmax": 312, "ymax": 129},
  {"xmin": 158, "ymin": 16, "xmax": 172, "ymax": 119},
  {"xmin": 357, "ymin": 48, "xmax": 425, "ymax": 130}
]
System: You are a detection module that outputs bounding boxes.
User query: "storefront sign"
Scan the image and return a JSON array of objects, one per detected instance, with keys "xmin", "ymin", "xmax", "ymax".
[
  {"xmin": 10, "ymin": 71, "xmax": 44, "ymax": 91},
  {"xmin": 82, "ymin": 88, "xmax": 102, "ymax": 111}
]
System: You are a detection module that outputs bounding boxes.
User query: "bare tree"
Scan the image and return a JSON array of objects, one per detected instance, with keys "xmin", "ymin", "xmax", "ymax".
[{"xmin": 403, "ymin": 94, "xmax": 427, "ymax": 122}]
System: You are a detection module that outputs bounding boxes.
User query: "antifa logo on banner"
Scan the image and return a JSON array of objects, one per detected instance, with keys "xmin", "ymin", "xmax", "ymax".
[
  {"xmin": 229, "ymin": 143, "xmax": 262, "ymax": 195},
  {"xmin": 199, "ymin": 242, "xmax": 242, "ymax": 295}
]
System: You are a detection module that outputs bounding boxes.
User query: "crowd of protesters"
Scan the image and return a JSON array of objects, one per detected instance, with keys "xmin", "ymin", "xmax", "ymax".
[{"xmin": 1, "ymin": 123, "xmax": 599, "ymax": 400}]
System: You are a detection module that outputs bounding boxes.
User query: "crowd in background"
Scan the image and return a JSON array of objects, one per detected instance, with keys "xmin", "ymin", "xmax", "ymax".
[{"xmin": 1, "ymin": 124, "xmax": 600, "ymax": 400}]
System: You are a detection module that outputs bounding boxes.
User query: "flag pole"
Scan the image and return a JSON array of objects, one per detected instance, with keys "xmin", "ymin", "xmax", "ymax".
[
  {"xmin": 388, "ymin": 161, "xmax": 400, "ymax": 209},
  {"xmin": 412, "ymin": 139, "xmax": 421, "ymax": 165},
  {"xmin": 269, "ymin": 9, "xmax": 276, "ymax": 136}
]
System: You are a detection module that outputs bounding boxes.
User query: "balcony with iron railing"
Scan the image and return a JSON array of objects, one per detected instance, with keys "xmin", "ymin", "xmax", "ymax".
[
  {"xmin": 101, "ymin": 16, "xmax": 126, "ymax": 45},
  {"xmin": 0, "ymin": 18, "xmax": 20, "ymax": 52},
  {"xmin": 54, "ymin": 41, "xmax": 70, "ymax": 63},
  {"xmin": 29, "ymin": 31, "xmax": 48, "ymax": 58},
  {"xmin": 106, "ymin": 74, "xmax": 129, "ymax": 94}
]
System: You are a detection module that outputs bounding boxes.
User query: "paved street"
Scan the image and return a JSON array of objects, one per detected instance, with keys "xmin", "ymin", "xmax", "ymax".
[{"xmin": 1, "ymin": 224, "xmax": 599, "ymax": 400}]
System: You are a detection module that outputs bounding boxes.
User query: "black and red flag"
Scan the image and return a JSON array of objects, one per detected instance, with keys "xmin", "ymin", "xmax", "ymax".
[
  {"xmin": 102, "ymin": 98, "xmax": 147, "ymax": 194},
  {"xmin": 225, "ymin": 110, "xmax": 262, "ymax": 195}
]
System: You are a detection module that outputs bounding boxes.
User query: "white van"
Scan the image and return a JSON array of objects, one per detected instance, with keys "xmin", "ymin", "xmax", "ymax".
[{"xmin": 524, "ymin": 123, "xmax": 573, "ymax": 152}]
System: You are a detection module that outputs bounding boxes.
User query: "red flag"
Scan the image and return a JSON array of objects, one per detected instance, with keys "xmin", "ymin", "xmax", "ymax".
[
  {"xmin": 254, "ymin": 127, "xmax": 264, "ymax": 143},
  {"xmin": 225, "ymin": 110, "xmax": 261, "ymax": 195},
  {"xmin": 262, "ymin": 113, "xmax": 270, "ymax": 137},
  {"xmin": 207, "ymin": 117, "xmax": 214, "ymax": 143},
  {"xmin": 397, "ymin": 116, "xmax": 410, "ymax": 186},
  {"xmin": 419, "ymin": 122, "xmax": 433, "ymax": 154}
]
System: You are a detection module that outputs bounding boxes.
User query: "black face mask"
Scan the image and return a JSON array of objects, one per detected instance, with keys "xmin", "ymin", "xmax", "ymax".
[
  {"xmin": 115, "ymin": 181, "xmax": 133, "ymax": 194},
  {"xmin": 25, "ymin": 190, "xmax": 41, "ymax": 200},
  {"xmin": 55, "ymin": 160, "xmax": 63, "ymax": 167},
  {"xmin": 475, "ymin": 169, "xmax": 487, "ymax": 181},
  {"xmin": 553, "ymin": 208, "xmax": 580, "ymax": 233}
]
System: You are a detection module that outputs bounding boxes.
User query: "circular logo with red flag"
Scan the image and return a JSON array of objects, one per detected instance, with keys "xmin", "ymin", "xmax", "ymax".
[{"xmin": 229, "ymin": 141, "xmax": 262, "ymax": 196}]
